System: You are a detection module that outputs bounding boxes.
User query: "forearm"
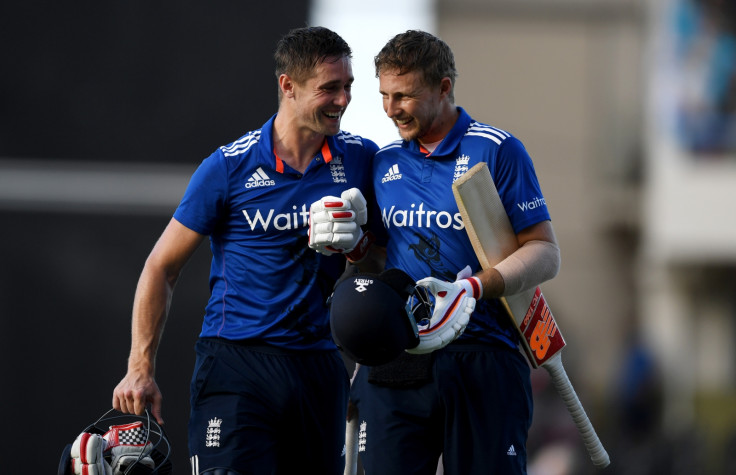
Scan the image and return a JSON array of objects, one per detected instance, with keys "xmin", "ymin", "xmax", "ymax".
[
  {"xmin": 477, "ymin": 239, "xmax": 561, "ymax": 299},
  {"xmin": 127, "ymin": 262, "xmax": 178, "ymax": 375},
  {"xmin": 352, "ymin": 244, "xmax": 386, "ymax": 274}
]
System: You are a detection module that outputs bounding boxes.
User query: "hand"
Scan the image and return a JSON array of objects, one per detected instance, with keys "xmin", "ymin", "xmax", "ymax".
[
  {"xmin": 406, "ymin": 274, "xmax": 482, "ymax": 354},
  {"xmin": 71, "ymin": 432, "xmax": 111, "ymax": 475},
  {"xmin": 112, "ymin": 370, "xmax": 163, "ymax": 425},
  {"xmin": 308, "ymin": 188, "xmax": 368, "ymax": 256}
]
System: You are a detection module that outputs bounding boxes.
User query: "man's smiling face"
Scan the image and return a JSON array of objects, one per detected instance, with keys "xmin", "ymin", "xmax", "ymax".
[{"xmin": 292, "ymin": 55, "xmax": 353, "ymax": 137}]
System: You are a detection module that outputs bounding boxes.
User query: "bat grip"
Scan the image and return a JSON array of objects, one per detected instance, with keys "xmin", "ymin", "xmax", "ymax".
[
  {"xmin": 544, "ymin": 353, "xmax": 611, "ymax": 468},
  {"xmin": 344, "ymin": 414, "xmax": 359, "ymax": 475}
]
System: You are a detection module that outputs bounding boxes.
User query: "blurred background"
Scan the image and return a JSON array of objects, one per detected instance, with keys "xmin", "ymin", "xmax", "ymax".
[{"xmin": 2, "ymin": 0, "xmax": 735, "ymax": 473}]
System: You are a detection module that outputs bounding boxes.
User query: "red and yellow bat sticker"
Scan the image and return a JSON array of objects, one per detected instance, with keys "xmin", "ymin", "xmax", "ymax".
[{"xmin": 519, "ymin": 287, "xmax": 566, "ymax": 366}]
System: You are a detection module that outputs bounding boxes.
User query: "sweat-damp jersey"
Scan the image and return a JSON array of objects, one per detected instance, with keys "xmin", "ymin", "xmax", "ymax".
[
  {"xmin": 174, "ymin": 114, "xmax": 378, "ymax": 350},
  {"xmin": 373, "ymin": 107, "xmax": 550, "ymax": 348}
]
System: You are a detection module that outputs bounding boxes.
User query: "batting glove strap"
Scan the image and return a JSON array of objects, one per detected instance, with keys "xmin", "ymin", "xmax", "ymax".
[
  {"xmin": 407, "ymin": 277, "xmax": 477, "ymax": 354},
  {"xmin": 103, "ymin": 422, "xmax": 155, "ymax": 474},
  {"xmin": 345, "ymin": 230, "xmax": 375, "ymax": 264},
  {"xmin": 458, "ymin": 276, "xmax": 483, "ymax": 300}
]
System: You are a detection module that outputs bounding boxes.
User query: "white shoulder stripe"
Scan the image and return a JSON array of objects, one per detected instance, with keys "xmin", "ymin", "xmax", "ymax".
[
  {"xmin": 466, "ymin": 122, "xmax": 510, "ymax": 145},
  {"xmin": 221, "ymin": 131, "xmax": 261, "ymax": 156},
  {"xmin": 340, "ymin": 137, "xmax": 363, "ymax": 146},
  {"xmin": 337, "ymin": 131, "xmax": 364, "ymax": 146},
  {"xmin": 221, "ymin": 130, "xmax": 260, "ymax": 152},
  {"xmin": 377, "ymin": 141, "xmax": 403, "ymax": 154},
  {"xmin": 468, "ymin": 122, "xmax": 510, "ymax": 138},
  {"xmin": 465, "ymin": 131, "xmax": 503, "ymax": 145}
]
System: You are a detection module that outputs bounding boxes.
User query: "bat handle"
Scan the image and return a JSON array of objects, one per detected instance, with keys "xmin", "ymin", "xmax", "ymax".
[
  {"xmin": 544, "ymin": 353, "xmax": 611, "ymax": 468},
  {"xmin": 344, "ymin": 414, "xmax": 359, "ymax": 475}
]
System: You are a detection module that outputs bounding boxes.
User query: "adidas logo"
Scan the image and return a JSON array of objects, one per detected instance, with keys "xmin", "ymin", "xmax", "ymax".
[
  {"xmin": 507, "ymin": 444, "xmax": 517, "ymax": 456},
  {"xmin": 381, "ymin": 164, "xmax": 402, "ymax": 183},
  {"xmin": 245, "ymin": 167, "xmax": 275, "ymax": 188}
]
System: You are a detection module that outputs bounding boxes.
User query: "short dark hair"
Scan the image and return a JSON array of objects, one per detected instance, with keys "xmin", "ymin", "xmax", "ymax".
[
  {"xmin": 274, "ymin": 26, "xmax": 352, "ymax": 85},
  {"xmin": 374, "ymin": 30, "xmax": 457, "ymax": 100}
]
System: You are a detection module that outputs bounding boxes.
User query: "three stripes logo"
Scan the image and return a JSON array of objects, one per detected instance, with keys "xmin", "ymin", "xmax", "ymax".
[
  {"xmin": 245, "ymin": 167, "xmax": 275, "ymax": 189},
  {"xmin": 381, "ymin": 164, "xmax": 402, "ymax": 183}
]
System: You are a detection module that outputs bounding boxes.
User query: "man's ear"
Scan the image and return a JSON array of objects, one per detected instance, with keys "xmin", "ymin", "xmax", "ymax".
[
  {"xmin": 439, "ymin": 77, "xmax": 453, "ymax": 99},
  {"xmin": 279, "ymin": 74, "xmax": 296, "ymax": 99}
]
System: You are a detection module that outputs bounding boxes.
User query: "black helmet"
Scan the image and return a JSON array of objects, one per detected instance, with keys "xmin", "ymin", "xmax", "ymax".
[{"xmin": 329, "ymin": 268, "xmax": 428, "ymax": 366}]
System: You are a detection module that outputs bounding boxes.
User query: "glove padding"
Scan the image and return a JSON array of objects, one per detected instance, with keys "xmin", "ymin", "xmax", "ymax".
[
  {"xmin": 104, "ymin": 422, "xmax": 155, "ymax": 474},
  {"xmin": 71, "ymin": 432, "xmax": 111, "ymax": 475},
  {"xmin": 309, "ymin": 188, "xmax": 368, "ymax": 256},
  {"xmin": 70, "ymin": 422, "xmax": 154, "ymax": 475},
  {"xmin": 407, "ymin": 272, "xmax": 482, "ymax": 354}
]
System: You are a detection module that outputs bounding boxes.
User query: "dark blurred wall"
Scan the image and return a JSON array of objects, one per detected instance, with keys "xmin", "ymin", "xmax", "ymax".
[
  {"xmin": 0, "ymin": 2, "xmax": 311, "ymax": 472},
  {"xmin": 1, "ymin": 1, "xmax": 309, "ymax": 163},
  {"xmin": 1, "ymin": 211, "xmax": 210, "ymax": 472}
]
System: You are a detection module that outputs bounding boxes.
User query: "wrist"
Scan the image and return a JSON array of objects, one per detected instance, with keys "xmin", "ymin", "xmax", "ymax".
[
  {"xmin": 127, "ymin": 354, "xmax": 155, "ymax": 376},
  {"xmin": 460, "ymin": 276, "xmax": 483, "ymax": 300},
  {"xmin": 346, "ymin": 231, "xmax": 375, "ymax": 264}
]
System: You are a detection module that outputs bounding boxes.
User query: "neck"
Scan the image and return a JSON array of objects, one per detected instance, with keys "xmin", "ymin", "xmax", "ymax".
[
  {"xmin": 419, "ymin": 103, "xmax": 458, "ymax": 146},
  {"xmin": 272, "ymin": 113, "xmax": 324, "ymax": 173}
]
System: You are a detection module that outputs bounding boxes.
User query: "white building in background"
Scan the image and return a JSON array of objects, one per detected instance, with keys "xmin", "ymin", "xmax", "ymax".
[
  {"xmin": 642, "ymin": 0, "xmax": 736, "ymax": 433},
  {"xmin": 311, "ymin": 0, "xmax": 436, "ymax": 148}
]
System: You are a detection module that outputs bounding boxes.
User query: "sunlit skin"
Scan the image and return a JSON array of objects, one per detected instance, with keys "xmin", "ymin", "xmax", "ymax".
[
  {"xmin": 274, "ymin": 55, "xmax": 353, "ymax": 172},
  {"xmin": 378, "ymin": 68, "xmax": 458, "ymax": 144}
]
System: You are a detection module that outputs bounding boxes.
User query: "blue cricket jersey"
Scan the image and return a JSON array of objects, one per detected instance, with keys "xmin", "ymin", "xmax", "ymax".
[
  {"xmin": 373, "ymin": 107, "xmax": 550, "ymax": 348},
  {"xmin": 174, "ymin": 114, "xmax": 378, "ymax": 350}
]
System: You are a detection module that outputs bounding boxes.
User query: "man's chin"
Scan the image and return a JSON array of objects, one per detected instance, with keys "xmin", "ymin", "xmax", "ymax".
[
  {"xmin": 394, "ymin": 122, "xmax": 419, "ymax": 142},
  {"xmin": 398, "ymin": 129, "xmax": 417, "ymax": 141},
  {"xmin": 321, "ymin": 122, "xmax": 342, "ymax": 136}
]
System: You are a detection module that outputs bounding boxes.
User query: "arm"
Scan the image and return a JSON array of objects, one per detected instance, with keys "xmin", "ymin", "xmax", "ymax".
[
  {"xmin": 112, "ymin": 218, "xmax": 205, "ymax": 424},
  {"xmin": 475, "ymin": 219, "xmax": 560, "ymax": 299},
  {"xmin": 352, "ymin": 244, "xmax": 386, "ymax": 274}
]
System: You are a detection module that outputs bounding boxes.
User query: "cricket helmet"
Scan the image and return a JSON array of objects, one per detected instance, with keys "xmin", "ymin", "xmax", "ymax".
[
  {"xmin": 330, "ymin": 268, "xmax": 429, "ymax": 366},
  {"xmin": 58, "ymin": 408, "xmax": 172, "ymax": 475}
]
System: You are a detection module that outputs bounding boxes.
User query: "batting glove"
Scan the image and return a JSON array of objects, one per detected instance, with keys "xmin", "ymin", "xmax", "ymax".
[
  {"xmin": 103, "ymin": 422, "xmax": 155, "ymax": 474},
  {"xmin": 69, "ymin": 422, "xmax": 154, "ymax": 475},
  {"xmin": 71, "ymin": 432, "xmax": 111, "ymax": 475},
  {"xmin": 308, "ymin": 188, "xmax": 369, "ymax": 257},
  {"xmin": 407, "ymin": 273, "xmax": 482, "ymax": 354}
]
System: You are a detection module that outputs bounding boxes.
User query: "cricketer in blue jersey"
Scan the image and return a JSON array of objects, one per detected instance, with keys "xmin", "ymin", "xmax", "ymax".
[
  {"xmin": 112, "ymin": 27, "xmax": 379, "ymax": 475},
  {"xmin": 325, "ymin": 30, "xmax": 561, "ymax": 475}
]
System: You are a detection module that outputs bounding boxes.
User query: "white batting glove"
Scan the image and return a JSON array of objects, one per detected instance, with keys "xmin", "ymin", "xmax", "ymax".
[
  {"xmin": 308, "ymin": 188, "xmax": 368, "ymax": 256},
  {"xmin": 71, "ymin": 432, "xmax": 112, "ymax": 475},
  {"xmin": 103, "ymin": 422, "xmax": 155, "ymax": 474},
  {"xmin": 407, "ymin": 273, "xmax": 482, "ymax": 354}
]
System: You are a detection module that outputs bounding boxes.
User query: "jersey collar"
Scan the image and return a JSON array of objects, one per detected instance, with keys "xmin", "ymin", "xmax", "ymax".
[
  {"xmin": 258, "ymin": 114, "xmax": 340, "ymax": 174},
  {"xmin": 405, "ymin": 107, "xmax": 472, "ymax": 158}
]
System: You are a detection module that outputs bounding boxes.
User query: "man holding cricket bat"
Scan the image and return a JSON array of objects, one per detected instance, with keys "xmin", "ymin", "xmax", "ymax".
[{"xmin": 311, "ymin": 30, "xmax": 561, "ymax": 474}]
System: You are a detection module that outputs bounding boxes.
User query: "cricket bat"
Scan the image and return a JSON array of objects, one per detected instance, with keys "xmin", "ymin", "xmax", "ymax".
[
  {"xmin": 453, "ymin": 162, "xmax": 610, "ymax": 468},
  {"xmin": 344, "ymin": 415, "xmax": 359, "ymax": 475}
]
